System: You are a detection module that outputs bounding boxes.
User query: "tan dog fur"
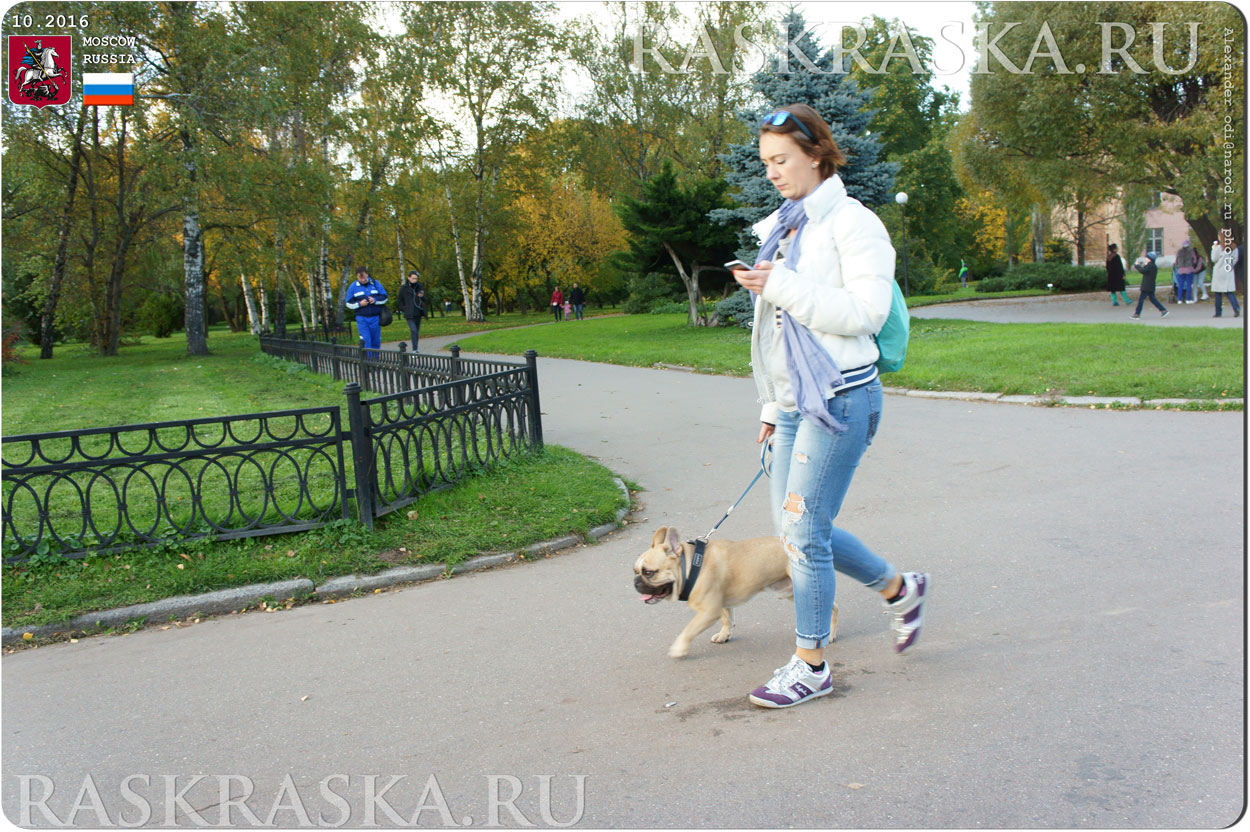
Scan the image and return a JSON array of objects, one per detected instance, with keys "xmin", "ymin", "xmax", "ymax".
[{"xmin": 633, "ymin": 526, "xmax": 838, "ymax": 658}]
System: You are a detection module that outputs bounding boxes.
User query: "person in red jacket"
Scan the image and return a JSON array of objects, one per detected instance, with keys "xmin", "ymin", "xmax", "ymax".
[{"xmin": 550, "ymin": 286, "xmax": 564, "ymax": 322}]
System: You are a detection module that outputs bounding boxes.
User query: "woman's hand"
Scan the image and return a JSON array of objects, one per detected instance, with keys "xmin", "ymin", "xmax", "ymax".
[
  {"xmin": 757, "ymin": 422, "xmax": 775, "ymax": 445},
  {"xmin": 732, "ymin": 260, "xmax": 774, "ymax": 294}
]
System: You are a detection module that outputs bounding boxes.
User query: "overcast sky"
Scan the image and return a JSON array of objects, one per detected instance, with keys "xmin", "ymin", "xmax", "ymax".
[{"xmin": 549, "ymin": 1, "xmax": 980, "ymax": 107}]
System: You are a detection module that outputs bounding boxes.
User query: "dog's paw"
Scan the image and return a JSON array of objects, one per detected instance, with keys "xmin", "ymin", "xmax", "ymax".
[
  {"xmin": 710, "ymin": 632, "xmax": 731, "ymax": 644},
  {"xmin": 667, "ymin": 644, "xmax": 689, "ymax": 659}
]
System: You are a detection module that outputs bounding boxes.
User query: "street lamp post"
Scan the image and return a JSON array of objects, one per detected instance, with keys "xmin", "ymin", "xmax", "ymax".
[{"xmin": 895, "ymin": 192, "xmax": 910, "ymax": 297}]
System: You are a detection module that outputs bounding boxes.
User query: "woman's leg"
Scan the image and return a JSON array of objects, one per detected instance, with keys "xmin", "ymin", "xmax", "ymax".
[{"xmin": 777, "ymin": 384, "xmax": 896, "ymax": 654}]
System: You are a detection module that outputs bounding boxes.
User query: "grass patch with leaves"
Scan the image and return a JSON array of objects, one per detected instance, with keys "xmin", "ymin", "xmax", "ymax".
[
  {"xmin": 4, "ymin": 329, "xmax": 377, "ymax": 434},
  {"xmin": 379, "ymin": 306, "xmax": 622, "ymax": 344},
  {"xmin": 456, "ymin": 314, "xmax": 1243, "ymax": 401},
  {"xmin": 3, "ymin": 445, "xmax": 626, "ymax": 629}
]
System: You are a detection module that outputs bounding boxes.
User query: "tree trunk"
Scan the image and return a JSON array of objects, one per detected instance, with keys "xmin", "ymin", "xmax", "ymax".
[
  {"xmin": 444, "ymin": 181, "xmax": 473, "ymax": 320},
  {"xmin": 240, "ymin": 273, "xmax": 261, "ymax": 334},
  {"xmin": 662, "ymin": 242, "xmax": 706, "ymax": 326},
  {"xmin": 273, "ymin": 231, "xmax": 285, "ymax": 335},
  {"xmin": 1074, "ymin": 206, "xmax": 1086, "ymax": 265},
  {"xmin": 259, "ymin": 281, "xmax": 269, "ymax": 332},
  {"xmin": 307, "ymin": 270, "xmax": 319, "ymax": 328},
  {"xmin": 39, "ymin": 107, "xmax": 87, "ymax": 358},
  {"xmin": 181, "ymin": 124, "xmax": 208, "ymax": 356},
  {"xmin": 286, "ymin": 272, "xmax": 309, "ymax": 330},
  {"xmin": 396, "ymin": 224, "xmax": 405, "ymax": 284}
]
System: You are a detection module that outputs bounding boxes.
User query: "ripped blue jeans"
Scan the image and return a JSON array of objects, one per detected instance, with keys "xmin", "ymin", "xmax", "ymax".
[{"xmin": 769, "ymin": 380, "xmax": 896, "ymax": 649}]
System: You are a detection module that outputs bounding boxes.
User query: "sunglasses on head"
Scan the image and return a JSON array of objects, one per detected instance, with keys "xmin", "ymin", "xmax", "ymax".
[{"xmin": 760, "ymin": 110, "xmax": 815, "ymax": 143}]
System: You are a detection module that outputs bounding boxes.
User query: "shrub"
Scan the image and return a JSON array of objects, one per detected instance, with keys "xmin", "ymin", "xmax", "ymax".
[
  {"xmin": 975, "ymin": 262, "xmax": 1105, "ymax": 293},
  {"xmin": 2, "ymin": 325, "xmax": 25, "ymax": 373},
  {"xmin": 135, "ymin": 294, "xmax": 184, "ymax": 338},
  {"xmin": 623, "ymin": 272, "xmax": 682, "ymax": 315},
  {"xmin": 715, "ymin": 288, "xmax": 755, "ymax": 328},
  {"xmin": 1042, "ymin": 238, "xmax": 1072, "ymax": 263}
]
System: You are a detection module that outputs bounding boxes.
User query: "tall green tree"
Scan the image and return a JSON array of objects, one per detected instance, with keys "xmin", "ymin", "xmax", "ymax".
[
  {"xmin": 615, "ymin": 161, "xmax": 737, "ymax": 325},
  {"xmin": 405, "ymin": 1, "xmax": 568, "ymax": 322},
  {"xmin": 713, "ymin": 9, "xmax": 896, "ymax": 254},
  {"xmin": 962, "ymin": 2, "xmax": 1244, "ymax": 256}
]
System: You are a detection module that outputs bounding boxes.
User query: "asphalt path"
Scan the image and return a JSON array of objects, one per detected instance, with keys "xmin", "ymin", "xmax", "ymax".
[
  {"xmin": 2, "ymin": 308, "xmax": 1245, "ymax": 828},
  {"xmin": 910, "ymin": 290, "xmax": 1248, "ymax": 327}
]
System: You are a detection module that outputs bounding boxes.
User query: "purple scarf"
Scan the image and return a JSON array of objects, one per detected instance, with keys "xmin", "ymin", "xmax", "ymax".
[{"xmin": 755, "ymin": 196, "xmax": 847, "ymax": 433}]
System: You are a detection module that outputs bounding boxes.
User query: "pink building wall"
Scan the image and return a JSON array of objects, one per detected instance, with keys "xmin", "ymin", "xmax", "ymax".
[{"xmin": 1061, "ymin": 192, "xmax": 1192, "ymax": 268}]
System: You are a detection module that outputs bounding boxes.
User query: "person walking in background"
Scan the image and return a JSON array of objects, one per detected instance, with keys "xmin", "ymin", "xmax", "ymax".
[
  {"xmin": 958, "ymin": 259, "xmax": 969, "ymax": 288},
  {"xmin": 344, "ymin": 266, "xmax": 388, "ymax": 352},
  {"xmin": 1192, "ymin": 248, "xmax": 1209, "ymax": 301},
  {"xmin": 397, "ymin": 270, "xmax": 426, "ymax": 351},
  {"xmin": 569, "ymin": 283, "xmax": 586, "ymax": 320},
  {"xmin": 1131, "ymin": 252, "xmax": 1168, "ymax": 319},
  {"xmin": 1105, "ymin": 244, "xmax": 1130, "ymax": 306},
  {"xmin": 1174, "ymin": 240, "xmax": 1197, "ymax": 303},
  {"xmin": 1211, "ymin": 240, "xmax": 1241, "ymax": 318},
  {"xmin": 550, "ymin": 286, "xmax": 564, "ymax": 322},
  {"xmin": 729, "ymin": 103, "xmax": 928, "ymax": 710}
]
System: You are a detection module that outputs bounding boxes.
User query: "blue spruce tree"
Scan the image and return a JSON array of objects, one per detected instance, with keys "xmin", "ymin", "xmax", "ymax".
[{"xmin": 711, "ymin": 10, "xmax": 898, "ymax": 254}]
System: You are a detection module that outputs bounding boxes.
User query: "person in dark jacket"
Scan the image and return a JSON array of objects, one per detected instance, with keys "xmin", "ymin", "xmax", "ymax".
[
  {"xmin": 344, "ymin": 266, "xmax": 388, "ymax": 351},
  {"xmin": 1131, "ymin": 252, "xmax": 1168, "ymax": 319},
  {"xmin": 396, "ymin": 270, "xmax": 426, "ymax": 351},
  {"xmin": 1105, "ymin": 244, "xmax": 1129, "ymax": 306},
  {"xmin": 569, "ymin": 283, "xmax": 586, "ymax": 320}
]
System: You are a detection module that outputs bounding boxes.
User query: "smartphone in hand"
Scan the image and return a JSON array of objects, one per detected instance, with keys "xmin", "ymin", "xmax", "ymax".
[{"xmin": 724, "ymin": 259, "xmax": 751, "ymax": 271}]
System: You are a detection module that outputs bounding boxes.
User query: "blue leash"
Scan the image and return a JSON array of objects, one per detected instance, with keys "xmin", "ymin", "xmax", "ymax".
[
  {"xmin": 698, "ymin": 439, "xmax": 772, "ymax": 542},
  {"xmin": 680, "ymin": 441, "xmax": 774, "ymax": 602}
]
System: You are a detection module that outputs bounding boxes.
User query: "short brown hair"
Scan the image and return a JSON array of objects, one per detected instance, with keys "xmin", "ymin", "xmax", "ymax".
[
  {"xmin": 759, "ymin": 103, "xmax": 847, "ymax": 179},
  {"xmin": 356, "ymin": 266, "xmax": 368, "ymax": 276}
]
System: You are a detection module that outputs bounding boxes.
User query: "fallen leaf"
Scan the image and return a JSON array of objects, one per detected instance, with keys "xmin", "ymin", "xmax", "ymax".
[
  {"xmin": 301, "ymin": 695, "xmax": 309, "ymax": 702},
  {"xmin": 176, "ymin": 564, "xmax": 184, "ymax": 570},
  {"xmin": 287, "ymin": 550, "xmax": 295, "ymax": 558},
  {"xmin": 847, "ymin": 783, "xmax": 865, "ymax": 790},
  {"xmin": 179, "ymin": 553, "xmax": 191, "ymax": 562},
  {"xmin": 407, "ymin": 510, "xmax": 419, "ymax": 520},
  {"xmin": 21, "ymin": 633, "xmax": 32, "ymax": 641}
]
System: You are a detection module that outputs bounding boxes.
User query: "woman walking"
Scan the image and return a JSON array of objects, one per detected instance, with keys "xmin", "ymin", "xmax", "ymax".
[
  {"xmin": 1106, "ymin": 244, "xmax": 1130, "ymax": 306},
  {"xmin": 729, "ymin": 104, "xmax": 929, "ymax": 710},
  {"xmin": 550, "ymin": 286, "xmax": 564, "ymax": 323},
  {"xmin": 1211, "ymin": 240, "xmax": 1241, "ymax": 317}
]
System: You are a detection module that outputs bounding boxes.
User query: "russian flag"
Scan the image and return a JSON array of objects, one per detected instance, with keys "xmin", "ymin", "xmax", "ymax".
[{"xmin": 83, "ymin": 73, "xmax": 134, "ymax": 106}]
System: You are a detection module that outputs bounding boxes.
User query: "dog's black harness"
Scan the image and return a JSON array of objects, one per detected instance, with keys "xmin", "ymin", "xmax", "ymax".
[
  {"xmin": 678, "ymin": 441, "xmax": 771, "ymax": 601},
  {"xmin": 677, "ymin": 538, "xmax": 707, "ymax": 602}
]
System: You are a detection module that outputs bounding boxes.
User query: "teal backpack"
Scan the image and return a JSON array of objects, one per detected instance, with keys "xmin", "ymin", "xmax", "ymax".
[{"xmin": 874, "ymin": 278, "xmax": 909, "ymax": 373}]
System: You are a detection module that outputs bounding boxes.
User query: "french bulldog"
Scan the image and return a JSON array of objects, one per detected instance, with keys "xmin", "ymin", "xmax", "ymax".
[{"xmin": 633, "ymin": 526, "xmax": 838, "ymax": 658}]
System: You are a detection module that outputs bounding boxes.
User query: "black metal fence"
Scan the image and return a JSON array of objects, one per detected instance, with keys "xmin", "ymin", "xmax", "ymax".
[
  {"xmin": 2, "ymin": 340, "xmax": 543, "ymax": 561},
  {"xmin": 3, "ymin": 407, "xmax": 350, "ymax": 561}
]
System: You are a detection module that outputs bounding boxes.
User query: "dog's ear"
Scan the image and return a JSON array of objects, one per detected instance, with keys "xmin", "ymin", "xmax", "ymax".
[
  {"xmin": 651, "ymin": 526, "xmax": 669, "ymax": 547},
  {"xmin": 666, "ymin": 527, "xmax": 682, "ymax": 556}
]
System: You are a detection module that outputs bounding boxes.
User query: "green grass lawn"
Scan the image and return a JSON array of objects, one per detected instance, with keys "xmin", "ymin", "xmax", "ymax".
[
  {"xmin": 2, "ymin": 327, "xmax": 628, "ymax": 627},
  {"xmin": 3, "ymin": 444, "xmax": 625, "ymax": 629},
  {"xmin": 906, "ymin": 287, "xmax": 1052, "ymax": 307},
  {"xmin": 455, "ymin": 314, "xmax": 1244, "ymax": 401},
  {"xmin": 4, "ymin": 328, "xmax": 365, "ymax": 434},
  {"xmin": 379, "ymin": 305, "xmax": 622, "ymax": 343}
]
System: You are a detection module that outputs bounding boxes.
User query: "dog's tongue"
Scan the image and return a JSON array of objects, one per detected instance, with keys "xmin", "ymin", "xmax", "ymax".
[{"xmin": 641, "ymin": 594, "xmax": 663, "ymax": 604}]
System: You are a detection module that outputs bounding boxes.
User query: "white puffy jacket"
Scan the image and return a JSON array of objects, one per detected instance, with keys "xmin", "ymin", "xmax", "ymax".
[{"xmin": 749, "ymin": 174, "xmax": 896, "ymax": 424}]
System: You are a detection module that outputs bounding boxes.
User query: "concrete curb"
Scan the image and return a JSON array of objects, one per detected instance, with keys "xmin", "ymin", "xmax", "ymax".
[
  {"xmin": 3, "ymin": 478, "xmax": 633, "ymax": 646},
  {"xmin": 881, "ymin": 387, "xmax": 1242, "ymax": 409}
]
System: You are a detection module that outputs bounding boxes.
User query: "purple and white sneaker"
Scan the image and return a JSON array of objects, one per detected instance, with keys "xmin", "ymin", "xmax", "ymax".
[
  {"xmin": 885, "ymin": 571, "xmax": 929, "ymax": 653},
  {"xmin": 748, "ymin": 655, "xmax": 833, "ymax": 709}
]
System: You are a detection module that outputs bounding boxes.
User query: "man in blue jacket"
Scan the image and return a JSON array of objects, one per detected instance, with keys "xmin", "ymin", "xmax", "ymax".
[{"xmin": 344, "ymin": 266, "xmax": 388, "ymax": 352}]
